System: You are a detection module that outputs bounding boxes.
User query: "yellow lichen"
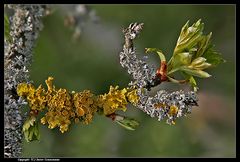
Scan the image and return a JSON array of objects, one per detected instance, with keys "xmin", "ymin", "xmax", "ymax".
[
  {"xmin": 126, "ymin": 89, "xmax": 139, "ymax": 106},
  {"xmin": 73, "ymin": 90, "xmax": 97, "ymax": 124},
  {"xmin": 17, "ymin": 83, "xmax": 35, "ymax": 97},
  {"xmin": 45, "ymin": 76, "xmax": 54, "ymax": 93},
  {"xmin": 169, "ymin": 105, "xmax": 178, "ymax": 116},
  {"xmin": 74, "ymin": 118, "xmax": 80, "ymax": 123},
  {"xmin": 40, "ymin": 117, "xmax": 46, "ymax": 125},
  {"xmin": 76, "ymin": 107, "xmax": 85, "ymax": 116},
  {"xmin": 17, "ymin": 77, "xmax": 141, "ymax": 133},
  {"xmin": 99, "ymin": 86, "xmax": 128, "ymax": 115}
]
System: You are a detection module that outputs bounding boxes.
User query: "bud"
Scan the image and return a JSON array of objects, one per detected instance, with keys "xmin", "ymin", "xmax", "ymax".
[
  {"xmin": 191, "ymin": 57, "xmax": 207, "ymax": 66},
  {"xmin": 194, "ymin": 62, "xmax": 212, "ymax": 70}
]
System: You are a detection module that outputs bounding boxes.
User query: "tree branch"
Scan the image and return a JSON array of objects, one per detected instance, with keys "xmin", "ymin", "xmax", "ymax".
[{"xmin": 4, "ymin": 4, "xmax": 47, "ymax": 158}]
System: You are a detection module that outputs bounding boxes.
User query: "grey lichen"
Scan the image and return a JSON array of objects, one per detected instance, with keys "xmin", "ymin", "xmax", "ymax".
[
  {"xmin": 4, "ymin": 4, "xmax": 47, "ymax": 158},
  {"xmin": 120, "ymin": 23, "xmax": 156, "ymax": 89},
  {"xmin": 136, "ymin": 89, "xmax": 198, "ymax": 124}
]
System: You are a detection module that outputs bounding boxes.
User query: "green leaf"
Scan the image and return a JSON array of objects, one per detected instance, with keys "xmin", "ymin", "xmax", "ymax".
[
  {"xmin": 32, "ymin": 123, "xmax": 40, "ymax": 141},
  {"xmin": 180, "ymin": 66, "xmax": 211, "ymax": 78},
  {"xmin": 195, "ymin": 32, "xmax": 212, "ymax": 58},
  {"xmin": 193, "ymin": 62, "xmax": 212, "ymax": 70},
  {"xmin": 189, "ymin": 76, "xmax": 199, "ymax": 92},
  {"xmin": 24, "ymin": 131, "xmax": 30, "ymax": 142},
  {"xmin": 145, "ymin": 48, "xmax": 166, "ymax": 62},
  {"xmin": 202, "ymin": 45, "xmax": 225, "ymax": 67},
  {"xmin": 115, "ymin": 115, "xmax": 139, "ymax": 131},
  {"xmin": 22, "ymin": 122, "xmax": 30, "ymax": 132},
  {"xmin": 168, "ymin": 19, "xmax": 205, "ymax": 72},
  {"xmin": 28, "ymin": 127, "xmax": 34, "ymax": 141},
  {"xmin": 157, "ymin": 19, "xmax": 225, "ymax": 92},
  {"xmin": 174, "ymin": 19, "xmax": 204, "ymax": 54},
  {"xmin": 170, "ymin": 52, "xmax": 192, "ymax": 69},
  {"xmin": 22, "ymin": 116, "xmax": 40, "ymax": 142},
  {"xmin": 191, "ymin": 57, "xmax": 207, "ymax": 66},
  {"xmin": 189, "ymin": 57, "xmax": 212, "ymax": 70},
  {"xmin": 4, "ymin": 13, "xmax": 10, "ymax": 42},
  {"xmin": 23, "ymin": 116, "xmax": 36, "ymax": 131}
]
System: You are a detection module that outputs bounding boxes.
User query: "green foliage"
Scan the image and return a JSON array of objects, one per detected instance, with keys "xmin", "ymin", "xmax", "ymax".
[
  {"xmin": 188, "ymin": 75, "xmax": 198, "ymax": 92},
  {"xmin": 145, "ymin": 48, "xmax": 166, "ymax": 62},
  {"xmin": 173, "ymin": 19, "xmax": 204, "ymax": 54},
  {"xmin": 167, "ymin": 19, "xmax": 225, "ymax": 91},
  {"xmin": 115, "ymin": 115, "xmax": 139, "ymax": 131},
  {"xmin": 145, "ymin": 20, "xmax": 225, "ymax": 92},
  {"xmin": 22, "ymin": 116, "xmax": 40, "ymax": 142},
  {"xmin": 202, "ymin": 45, "xmax": 226, "ymax": 67},
  {"xmin": 179, "ymin": 66, "xmax": 211, "ymax": 78}
]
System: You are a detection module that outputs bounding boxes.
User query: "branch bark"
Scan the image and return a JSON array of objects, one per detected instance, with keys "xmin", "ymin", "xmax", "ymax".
[{"xmin": 4, "ymin": 4, "xmax": 47, "ymax": 158}]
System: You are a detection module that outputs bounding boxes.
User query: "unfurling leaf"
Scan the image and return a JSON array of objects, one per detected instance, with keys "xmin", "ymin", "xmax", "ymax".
[
  {"xmin": 168, "ymin": 19, "xmax": 205, "ymax": 73},
  {"xmin": 168, "ymin": 52, "xmax": 192, "ymax": 72},
  {"xmin": 145, "ymin": 48, "xmax": 166, "ymax": 62},
  {"xmin": 195, "ymin": 32, "xmax": 212, "ymax": 58},
  {"xmin": 191, "ymin": 57, "xmax": 207, "ymax": 66},
  {"xmin": 180, "ymin": 66, "xmax": 211, "ymax": 78},
  {"xmin": 189, "ymin": 57, "xmax": 212, "ymax": 70},
  {"xmin": 202, "ymin": 45, "xmax": 226, "ymax": 67},
  {"xmin": 22, "ymin": 116, "xmax": 40, "ymax": 142},
  {"xmin": 189, "ymin": 76, "xmax": 199, "ymax": 92},
  {"xmin": 193, "ymin": 62, "xmax": 212, "ymax": 70},
  {"xmin": 166, "ymin": 19, "xmax": 224, "ymax": 91},
  {"xmin": 174, "ymin": 19, "xmax": 204, "ymax": 54},
  {"xmin": 114, "ymin": 115, "xmax": 139, "ymax": 130}
]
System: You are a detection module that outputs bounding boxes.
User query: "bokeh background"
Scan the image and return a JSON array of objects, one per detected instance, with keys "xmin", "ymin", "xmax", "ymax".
[{"xmin": 21, "ymin": 4, "xmax": 235, "ymax": 157}]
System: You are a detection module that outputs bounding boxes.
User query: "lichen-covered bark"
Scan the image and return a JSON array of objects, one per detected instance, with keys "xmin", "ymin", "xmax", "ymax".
[{"xmin": 4, "ymin": 4, "xmax": 46, "ymax": 158}]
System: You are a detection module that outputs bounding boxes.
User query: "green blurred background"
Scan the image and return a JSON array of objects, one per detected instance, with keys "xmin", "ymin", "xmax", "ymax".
[{"xmin": 21, "ymin": 5, "xmax": 235, "ymax": 157}]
